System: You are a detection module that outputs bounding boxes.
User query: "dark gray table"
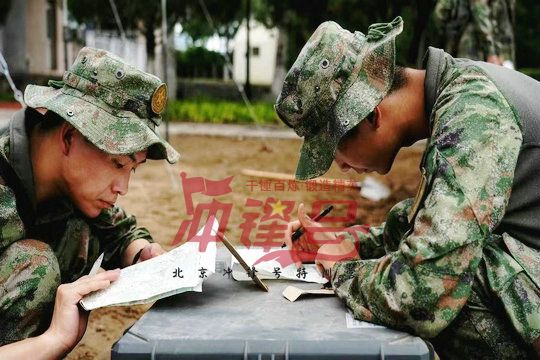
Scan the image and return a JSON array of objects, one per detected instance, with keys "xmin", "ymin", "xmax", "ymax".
[{"xmin": 112, "ymin": 249, "xmax": 432, "ymax": 359}]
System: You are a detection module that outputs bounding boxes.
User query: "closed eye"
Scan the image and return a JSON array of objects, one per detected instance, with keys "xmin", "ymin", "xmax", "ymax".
[{"xmin": 112, "ymin": 159, "xmax": 128, "ymax": 169}]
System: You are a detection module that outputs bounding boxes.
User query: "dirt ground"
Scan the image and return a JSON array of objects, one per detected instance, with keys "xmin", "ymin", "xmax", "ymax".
[{"xmin": 67, "ymin": 133, "xmax": 424, "ymax": 360}]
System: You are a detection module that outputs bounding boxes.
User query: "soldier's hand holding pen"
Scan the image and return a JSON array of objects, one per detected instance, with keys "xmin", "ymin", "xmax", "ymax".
[{"xmin": 284, "ymin": 203, "xmax": 359, "ymax": 280}]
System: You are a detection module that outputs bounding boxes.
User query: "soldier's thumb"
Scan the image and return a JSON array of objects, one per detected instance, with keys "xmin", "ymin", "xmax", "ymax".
[{"xmin": 298, "ymin": 203, "xmax": 315, "ymax": 229}]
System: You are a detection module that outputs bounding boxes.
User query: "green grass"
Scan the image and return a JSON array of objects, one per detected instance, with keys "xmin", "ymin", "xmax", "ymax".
[{"xmin": 166, "ymin": 98, "xmax": 281, "ymax": 125}]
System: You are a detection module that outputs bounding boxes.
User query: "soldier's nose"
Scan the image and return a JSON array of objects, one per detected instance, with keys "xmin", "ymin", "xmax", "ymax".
[{"xmin": 112, "ymin": 173, "xmax": 130, "ymax": 196}]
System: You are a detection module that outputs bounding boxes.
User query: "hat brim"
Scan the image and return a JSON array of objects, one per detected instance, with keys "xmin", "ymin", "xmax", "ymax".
[
  {"xmin": 24, "ymin": 85, "xmax": 180, "ymax": 164},
  {"xmin": 295, "ymin": 124, "xmax": 340, "ymax": 180}
]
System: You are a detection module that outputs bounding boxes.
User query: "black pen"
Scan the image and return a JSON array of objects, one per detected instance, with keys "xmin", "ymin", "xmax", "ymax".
[{"xmin": 282, "ymin": 205, "xmax": 334, "ymax": 247}]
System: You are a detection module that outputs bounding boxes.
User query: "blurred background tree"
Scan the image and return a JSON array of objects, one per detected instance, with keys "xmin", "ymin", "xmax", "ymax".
[
  {"xmin": 0, "ymin": 0, "xmax": 12, "ymax": 25},
  {"xmin": 68, "ymin": 0, "xmax": 188, "ymax": 58},
  {"xmin": 176, "ymin": 47, "xmax": 225, "ymax": 78},
  {"xmin": 515, "ymin": 0, "xmax": 540, "ymax": 69},
  {"xmin": 253, "ymin": 0, "xmax": 436, "ymax": 67},
  {"xmin": 65, "ymin": 0, "xmax": 539, "ymax": 70}
]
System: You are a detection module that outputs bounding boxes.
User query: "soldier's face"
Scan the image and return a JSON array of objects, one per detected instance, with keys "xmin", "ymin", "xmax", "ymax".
[
  {"xmin": 62, "ymin": 128, "xmax": 147, "ymax": 218},
  {"xmin": 334, "ymin": 107, "xmax": 400, "ymax": 175}
]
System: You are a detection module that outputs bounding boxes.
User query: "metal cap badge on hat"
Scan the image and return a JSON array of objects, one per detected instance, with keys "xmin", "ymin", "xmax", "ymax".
[
  {"xmin": 275, "ymin": 17, "xmax": 403, "ymax": 180},
  {"xmin": 24, "ymin": 46, "xmax": 180, "ymax": 164}
]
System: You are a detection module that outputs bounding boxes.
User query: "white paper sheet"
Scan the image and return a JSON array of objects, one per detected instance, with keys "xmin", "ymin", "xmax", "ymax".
[
  {"xmin": 80, "ymin": 218, "xmax": 218, "ymax": 310},
  {"xmin": 345, "ymin": 310, "xmax": 385, "ymax": 329},
  {"xmin": 231, "ymin": 247, "xmax": 327, "ymax": 284},
  {"xmin": 360, "ymin": 176, "xmax": 391, "ymax": 201}
]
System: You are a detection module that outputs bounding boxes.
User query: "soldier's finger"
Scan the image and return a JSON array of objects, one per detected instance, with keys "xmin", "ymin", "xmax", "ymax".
[
  {"xmin": 285, "ymin": 220, "xmax": 301, "ymax": 248},
  {"xmin": 297, "ymin": 203, "xmax": 311, "ymax": 228},
  {"xmin": 298, "ymin": 203, "xmax": 321, "ymax": 231},
  {"xmin": 151, "ymin": 243, "xmax": 166, "ymax": 257},
  {"xmin": 138, "ymin": 245, "xmax": 153, "ymax": 262},
  {"xmin": 73, "ymin": 270, "xmax": 120, "ymax": 296},
  {"xmin": 315, "ymin": 262, "xmax": 325, "ymax": 277},
  {"xmin": 72, "ymin": 269, "xmax": 121, "ymax": 286},
  {"xmin": 77, "ymin": 274, "xmax": 90, "ymax": 282},
  {"xmin": 315, "ymin": 259, "xmax": 331, "ymax": 281},
  {"xmin": 73, "ymin": 279, "xmax": 114, "ymax": 299}
]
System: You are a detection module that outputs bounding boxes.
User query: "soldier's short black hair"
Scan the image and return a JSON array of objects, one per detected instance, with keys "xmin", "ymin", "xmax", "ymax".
[
  {"xmin": 30, "ymin": 108, "xmax": 66, "ymax": 133},
  {"xmin": 389, "ymin": 66, "xmax": 407, "ymax": 94}
]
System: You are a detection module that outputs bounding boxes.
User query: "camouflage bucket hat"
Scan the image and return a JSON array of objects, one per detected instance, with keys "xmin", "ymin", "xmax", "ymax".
[
  {"xmin": 24, "ymin": 47, "xmax": 180, "ymax": 163},
  {"xmin": 275, "ymin": 17, "xmax": 403, "ymax": 180}
]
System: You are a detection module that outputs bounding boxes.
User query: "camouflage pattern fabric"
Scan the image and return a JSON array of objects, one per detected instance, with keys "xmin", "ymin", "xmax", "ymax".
[
  {"xmin": 434, "ymin": 0, "xmax": 515, "ymax": 63},
  {"xmin": 330, "ymin": 50, "xmax": 540, "ymax": 358},
  {"xmin": 0, "ymin": 240, "xmax": 60, "ymax": 344},
  {"xmin": 0, "ymin": 110, "xmax": 153, "ymax": 344},
  {"xmin": 24, "ymin": 47, "xmax": 180, "ymax": 164},
  {"xmin": 275, "ymin": 17, "xmax": 403, "ymax": 180}
]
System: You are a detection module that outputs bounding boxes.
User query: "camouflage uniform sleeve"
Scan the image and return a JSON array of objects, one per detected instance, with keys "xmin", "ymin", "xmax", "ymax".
[
  {"xmin": 336, "ymin": 198, "xmax": 415, "ymax": 260},
  {"xmin": 0, "ymin": 183, "xmax": 25, "ymax": 252},
  {"xmin": 90, "ymin": 205, "xmax": 153, "ymax": 269},
  {"xmin": 336, "ymin": 224, "xmax": 386, "ymax": 260},
  {"xmin": 331, "ymin": 66, "xmax": 522, "ymax": 338},
  {"xmin": 469, "ymin": 0, "xmax": 497, "ymax": 57}
]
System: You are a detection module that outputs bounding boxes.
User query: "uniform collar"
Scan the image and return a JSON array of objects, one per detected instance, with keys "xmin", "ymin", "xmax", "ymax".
[
  {"xmin": 9, "ymin": 108, "xmax": 38, "ymax": 209},
  {"xmin": 422, "ymin": 46, "xmax": 447, "ymax": 131},
  {"xmin": 9, "ymin": 108, "xmax": 73, "ymax": 224}
]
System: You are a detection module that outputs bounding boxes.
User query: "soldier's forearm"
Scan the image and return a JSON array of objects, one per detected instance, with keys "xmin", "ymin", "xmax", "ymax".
[{"xmin": 0, "ymin": 331, "xmax": 66, "ymax": 360}]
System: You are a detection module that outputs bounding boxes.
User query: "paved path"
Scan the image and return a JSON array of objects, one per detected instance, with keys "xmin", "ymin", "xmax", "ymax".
[{"xmin": 0, "ymin": 109, "xmax": 16, "ymax": 126}]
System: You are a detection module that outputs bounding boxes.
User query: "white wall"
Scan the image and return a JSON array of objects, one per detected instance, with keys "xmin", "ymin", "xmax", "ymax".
[
  {"xmin": 232, "ymin": 20, "xmax": 278, "ymax": 86},
  {"xmin": 26, "ymin": 0, "xmax": 52, "ymax": 74},
  {"xmin": 85, "ymin": 30, "xmax": 147, "ymax": 71},
  {"xmin": 3, "ymin": 0, "xmax": 27, "ymax": 75}
]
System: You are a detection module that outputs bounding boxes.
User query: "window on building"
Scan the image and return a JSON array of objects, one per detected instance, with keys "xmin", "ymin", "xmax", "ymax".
[{"xmin": 252, "ymin": 47, "xmax": 260, "ymax": 57}]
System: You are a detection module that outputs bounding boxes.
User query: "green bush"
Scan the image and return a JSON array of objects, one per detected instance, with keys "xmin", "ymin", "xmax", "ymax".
[
  {"xmin": 176, "ymin": 47, "xmax": 226, "ymax": 78},
  {"xmin": 0, "ymin": 92, "xmax": 16, "ymax": 101},
  {"xmin": 166, "ymin": 98, "xmax": 281, "ymax": 125}
]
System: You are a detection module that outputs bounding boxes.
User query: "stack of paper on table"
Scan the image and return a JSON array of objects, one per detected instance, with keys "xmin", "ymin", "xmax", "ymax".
[
  {"xmin": 231, "ymin": 247, "xmax": 327, "ymax": 284},
  {"xmin": 80, "ymin": 218, "xmax": 218, "ymax": 310}
]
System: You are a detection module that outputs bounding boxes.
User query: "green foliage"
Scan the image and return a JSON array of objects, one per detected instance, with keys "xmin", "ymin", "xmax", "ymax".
[
  {"xmin": 68, "ymin": 0, "xmax": 188, "ymax": 55},
  {"xmin": 0, "ymin": 92, "xmax": 15, "ymax": 101},
  {"xmin": 66, "ymin": 0, "xmax": 539, "ymax": 72},
  {"xmin": 515, "ymin": 0, "xmax": 540, "ymax": 68},
  {"xmin": 181, "ymin": 0, "xmax": 244, "ymax": 41},
  {"xmin": 176, "ymin": 47, "xmax": 225, "ymax": 78},
  {"xmin": 0, "ymin": 0, "xmax": 11, "ymax": 25},
  {"xmin": 519, "ymin": 68, "xmax": 540, "ymax": 81},
  {"xmin": 68, "ymin": 0, "xmax": 244, "ymax": 56},
  {"xmin": 166, "ymin": 98, "xmax": 280, "ymax": 125},
  {"xmin": 253, "ymin": 0, "xmax": 433, "ymax": 67}
]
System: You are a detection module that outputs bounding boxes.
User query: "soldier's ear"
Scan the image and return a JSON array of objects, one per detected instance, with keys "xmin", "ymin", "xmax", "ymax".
[
  {"xmin": 366, "ymin": 106, "xmax": 381, "ymax": 129},
  {"xmin": 60, "ymin": 122, "xmax": 76, "ymax": 155}
]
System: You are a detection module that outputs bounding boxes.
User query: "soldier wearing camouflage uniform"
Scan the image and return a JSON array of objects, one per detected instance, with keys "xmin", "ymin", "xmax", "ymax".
[
  {"xmin": 277, "ymin": 17, "xmax": 540, "ymax": 359},
  {"xmin": 0, "ymin": 47, "xmax": 179, "ymax": 349},
  {"xmin": 434, "ymin": 0, "xmax": 515, "ymax": 67}
]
